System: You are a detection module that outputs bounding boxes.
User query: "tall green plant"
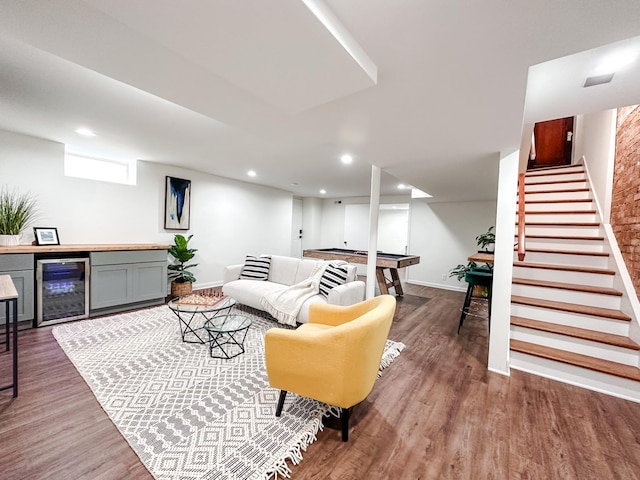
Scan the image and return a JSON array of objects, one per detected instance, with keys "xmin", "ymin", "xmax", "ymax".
[
  {"xmin": 0, "ymin": 188, "xmax": 38, "ymax": 235},
  {"xmin": 168, "ymin": 234, "xmax": 198, "ymax": 284}
]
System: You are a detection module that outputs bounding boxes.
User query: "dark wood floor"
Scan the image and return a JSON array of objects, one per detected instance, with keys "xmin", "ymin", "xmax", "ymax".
[{"xmin": 2, "ymin": 285, "xmax": 640, "ymax": 479}]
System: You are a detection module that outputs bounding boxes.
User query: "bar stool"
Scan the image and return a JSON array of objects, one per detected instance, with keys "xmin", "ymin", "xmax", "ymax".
[
  {"xmin": 458, "ymin": 267, "xmax": 493, "ymax": 334},
  {"xmin": 0, "ymin": 275, "xmax": 19, "ymax": 397}
]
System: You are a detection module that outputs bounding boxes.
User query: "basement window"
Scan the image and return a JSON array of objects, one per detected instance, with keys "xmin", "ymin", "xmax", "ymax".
[{"xmin": 64, "ymin": 153, "xmax": 137, "ymax": 185}]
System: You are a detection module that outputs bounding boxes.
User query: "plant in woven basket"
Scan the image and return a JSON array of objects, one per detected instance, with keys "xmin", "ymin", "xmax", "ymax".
[{"xmin": 168, "ymin": 234, "xmax": 198, "ymax": 297}]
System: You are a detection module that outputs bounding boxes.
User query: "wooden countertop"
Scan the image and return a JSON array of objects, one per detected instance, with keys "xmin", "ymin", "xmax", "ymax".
[
  {"xmin": 0, "ymin": 244, "xmax": 170, "ymax": 254},
  {"xmin": 468, "ymin": 252, "xmax": 494, "ymax": 264}
]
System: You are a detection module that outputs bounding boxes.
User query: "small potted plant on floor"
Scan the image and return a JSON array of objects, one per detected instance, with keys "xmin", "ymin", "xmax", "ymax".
[
  {"xmin": 0, "ymin": 187, "xmax": 38, "ymax": 246},
  {"xmin": 476, "ymin": 226, "xmax": 495, "ymax": 253},
  {"xmin": 168, "ymin": 234, "xmax": 198, "ymax": 297}
]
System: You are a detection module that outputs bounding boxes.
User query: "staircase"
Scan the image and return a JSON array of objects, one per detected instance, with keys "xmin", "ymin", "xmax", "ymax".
[{"xmin": 509, "ymin": 163, "xmax": 640, "ymax": 402}]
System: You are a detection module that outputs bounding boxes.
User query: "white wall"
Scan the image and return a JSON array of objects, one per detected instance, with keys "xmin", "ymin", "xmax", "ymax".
[
  {"xmin": 407, "ymin": 199, "xmax": 497, "ymax": 290},
  {"xmin": 0, "ymin": 129, "xmax": 293, "ymax": 289},
  {"xmin": 318, "ymin": 195, "xmax": 410, "ymax": 249},
  {"xmin": 487, "ymin": 150, "xmax": 519, "ymax": 375},
  {"xmin": 573, "ymin": 109, "xmax": 617, "ymax": 222},
  {"xmin": 378, "ymin": 208, "xmax": 409, "ymax": 254}
]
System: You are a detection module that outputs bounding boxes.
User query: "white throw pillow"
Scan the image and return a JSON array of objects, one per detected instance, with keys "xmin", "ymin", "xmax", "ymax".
[{"xmin": 240, "ymin": 255, "xmax": 271, "ymax": 281}]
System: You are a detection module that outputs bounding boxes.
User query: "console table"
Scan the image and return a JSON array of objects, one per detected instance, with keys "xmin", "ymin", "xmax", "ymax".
[{"xmin": 0, "ymin": 275, "xmax": 18, "ymax": 397}]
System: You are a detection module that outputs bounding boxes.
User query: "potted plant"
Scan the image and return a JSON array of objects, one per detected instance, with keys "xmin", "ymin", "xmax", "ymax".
[
  {"xmin": 449, "ymin": 261, "xmax": 477, "ymax": 281},
  {"xmin": 0, "ymin": 187, "xmax": 38, "ymax": 246},
  {"xmin": 476, "ymin": 226, "xmax": 495, "ymax": 253},
  {"xmin": 449, "ymin": 261, "xmax": 490, "ymax": 298},
  {"xmin": 168, "ymin": 234, "xmax": 198, "ymax": 297}
]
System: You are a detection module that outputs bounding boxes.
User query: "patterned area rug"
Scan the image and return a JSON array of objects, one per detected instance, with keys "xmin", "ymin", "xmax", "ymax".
[{"xmin": 52, "ymin": 305, "xmax": 405, "ymax": 479}]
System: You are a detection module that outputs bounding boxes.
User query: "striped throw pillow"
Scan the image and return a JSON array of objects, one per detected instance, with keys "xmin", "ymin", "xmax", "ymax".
[
  {"xmin": 319, "ymin": 261, "xmax": 349, "ymax": 297},
  {"xmin": 240, "ymin": 255, "xmax": 271, "ymax": 281}
]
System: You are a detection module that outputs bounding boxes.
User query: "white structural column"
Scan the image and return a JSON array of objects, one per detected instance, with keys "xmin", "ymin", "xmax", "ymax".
[
  {"xmin": 488, "ymin": 149, "xmax": 519, "ymax": 375},
  {"xmin": 366, "ymin": 165, "xmax": 381, "ymax": 299}
]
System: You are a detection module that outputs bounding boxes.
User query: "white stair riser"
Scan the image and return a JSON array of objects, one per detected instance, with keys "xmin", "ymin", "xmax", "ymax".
[
  {"xmin": 511, "ymin": 283, "xmax": 621, "ymax": 310},
  {"xmin": 525, "ymin": 190, "xmax": 591, "ymax": 201},
  {"xmin": 511, "ymin": 326, "xmax": 640, "ymax": 367},
  {"xmin": 525, "ymin": 173, "xmax": 586, "ymax": 184},
  {"xmin": 519, "ymin": 201, "xmax": 595, "ymax": 212},
  {"xmin": 525, "ymin": 181, "xmax": 588, "ymax": 192},
  {"xmin": 521, "ymin": 212, "xmax": 598, "ymax": 223},
  {"xmin": 510, "ymin": 303, "xmax": 630, "ymax": 336},
  {"xmin": 525, "ymin": 166, "xmax": 585, "ymax": 177},
  {"xmin": 515, "ymin": 251, "xmax": 608, "ymax": 269},
  {"xmin": 510, "ymin": 352, "xmax": 640, "ymax": 403},
  {"xmin": 512, "ymin": 266, "xmax": 614, "ymax": 288},
  {"xmin": 523, "ymin": 225, "xmax": 602, "ymax": 237},
  {"xmin": 519, "ymin": 237, "xmax": 604, "ymax": 253}
]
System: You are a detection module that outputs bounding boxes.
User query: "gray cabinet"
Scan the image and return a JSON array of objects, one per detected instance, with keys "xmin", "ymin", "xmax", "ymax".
[
  {"xmin": 0, "ymin": 254, "xmax": 34, "ymax": 323},
  {"xmin": 90, "ymin": 250, "xmax": 167, "ymax": 314}
]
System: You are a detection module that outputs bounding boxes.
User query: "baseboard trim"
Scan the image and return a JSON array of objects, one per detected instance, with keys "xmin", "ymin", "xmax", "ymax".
[{"xmin": 406, "ymin": 280, "xmax": 466, "ymax": 293}]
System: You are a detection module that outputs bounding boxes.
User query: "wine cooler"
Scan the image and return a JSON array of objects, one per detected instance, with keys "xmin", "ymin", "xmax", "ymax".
[{"xmin": 36, "ymin": 257, "xmax": 90, "ymax": 327}]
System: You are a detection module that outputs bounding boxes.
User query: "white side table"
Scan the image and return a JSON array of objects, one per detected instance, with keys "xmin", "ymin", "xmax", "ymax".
[{"xmin": 0, "ymin": 275, "xmax": 19, "ymax": 397}]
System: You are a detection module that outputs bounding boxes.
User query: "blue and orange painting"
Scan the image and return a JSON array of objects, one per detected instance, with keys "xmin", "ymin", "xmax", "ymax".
[{"xmin": 165, "ymin": 176, "xmax": 191, "ymax": 229}]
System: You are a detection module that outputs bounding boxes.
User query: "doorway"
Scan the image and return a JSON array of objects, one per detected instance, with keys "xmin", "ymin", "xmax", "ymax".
[{"xmin": 528, "ymin": 116, "xmax": 574, "ymax": 169}]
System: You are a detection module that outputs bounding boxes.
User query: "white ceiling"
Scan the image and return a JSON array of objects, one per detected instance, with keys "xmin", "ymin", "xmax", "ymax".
[{"xmin": 1, "ymin": 1, "xmax": 640, "ymax": 201}]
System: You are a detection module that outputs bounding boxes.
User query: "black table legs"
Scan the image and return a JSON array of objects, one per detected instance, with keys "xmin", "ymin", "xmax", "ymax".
[{"xmin": 1, "ymin": 297, "xmax": 18, "ymax": 397}]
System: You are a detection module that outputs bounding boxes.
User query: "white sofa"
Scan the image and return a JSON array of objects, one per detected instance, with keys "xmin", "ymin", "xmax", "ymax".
[{"xmin": 222, "ymin": 255, "xmax": 365, "ymax": 324}]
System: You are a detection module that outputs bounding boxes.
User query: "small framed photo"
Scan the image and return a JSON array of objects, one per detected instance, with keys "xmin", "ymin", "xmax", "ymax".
[{"xmin": 33, "ymin": 227, "xmax": 60, "ymax": 246}]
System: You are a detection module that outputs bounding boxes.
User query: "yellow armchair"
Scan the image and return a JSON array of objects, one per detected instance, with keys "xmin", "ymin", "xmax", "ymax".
[{"xmin": 264, "ymin": 294, "xmax": 397, "ymax": 441}]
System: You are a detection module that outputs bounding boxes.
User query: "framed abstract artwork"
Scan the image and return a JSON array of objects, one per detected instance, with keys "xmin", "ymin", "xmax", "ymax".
[{"xmin": 164, "ymin": 176, "xmax": 191, "ymax": 230}]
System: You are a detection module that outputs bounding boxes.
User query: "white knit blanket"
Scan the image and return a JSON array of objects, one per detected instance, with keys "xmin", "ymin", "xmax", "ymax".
[{"xmin": 260, "ymin": 262, "xmax": 326, "ymax": 326}]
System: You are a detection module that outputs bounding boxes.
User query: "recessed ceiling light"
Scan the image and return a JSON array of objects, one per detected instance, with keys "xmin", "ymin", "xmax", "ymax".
[
  {"xmin": 247, "ymin": 170, "xmax": 257, "ymax": 177},
  {"xmin": 397, "ymin": 183, "xmax": 409, "ymax": 190},
  {"xmin": 584, "ymin": 73, "xmax": 614, "ymax": 87},
  {"xmin": 320, "ymin": 189, "xmax": 327, "ymax": 195},
  {"xmin": 75, "ymin": 128, "xmax": 96, "ymax": 137},
  {"xmin": 340, "ymin": 154, "xmax": 353, "ymax": 165}
]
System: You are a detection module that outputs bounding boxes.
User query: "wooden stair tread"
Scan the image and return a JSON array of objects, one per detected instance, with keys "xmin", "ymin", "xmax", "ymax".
[
  {"xmin": 514, "ymin": 234, "xmax": 604, "ymax": 241},
  {"xmin": 525, "ymin": 169, "xmax": 585, "ymax": 178},
  {"xmin": 526, "ymin": 163, "xmax": 584, "ymax": 172},
  {"xmin": 525, "ymin": 188, "xmax": 589, "ymax": 194},
  {"xmin": 513, "ymin": 261, "xmax": 615, "ymax": 275},
  {"xmin": 518, "ymin": 222, "xmax": 600, "ymax": 226},
  {"xmin": 525, "ymin": 210, "xmax": 596, "ymax": 215},
  {"xmin": 510, "ymin": 339, "xmax": 640, "ymax": 382},
  {"xmin": 510, "ymin": 316, "xmax": 640, "ymax": 350},
  {"xmin": 518, "ymin": 198, "xmax": 593, "ymax": 204},
  {"xmin": 511, "ymin": 295, "xmax": 630, "ymax": 321},
  {"xmin": 513, "ymin": 247, "xmax": 609, "ymax": 257},
  {"xmin": 525, "ymin": 178, "xmax": 586, "ymax": 186},
  {"xmin": 512, "ymin": 277, "xmax": 622, "ymax": 296},
  {"xmin": 526, "ymin": 161, "xmax": 584, "ymax": 174}
]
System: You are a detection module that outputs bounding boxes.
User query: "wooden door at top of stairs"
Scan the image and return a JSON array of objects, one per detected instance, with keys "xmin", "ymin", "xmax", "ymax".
[{"xmin": 528, "ymin": 117, "xmax": 574, "ymax": 169}]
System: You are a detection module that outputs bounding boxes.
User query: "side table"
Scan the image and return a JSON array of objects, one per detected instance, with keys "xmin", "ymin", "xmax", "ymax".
[
  {"xmin": 204, "ymin": 314, "xmax": 252, "ymax": 359},
  {"xmin": 0, "ymin": 275, "xmax": 19, "ymax": 397},
  {"xmin": 168, "ymin": 296, "xmax": 236, "ymax": 344}
]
